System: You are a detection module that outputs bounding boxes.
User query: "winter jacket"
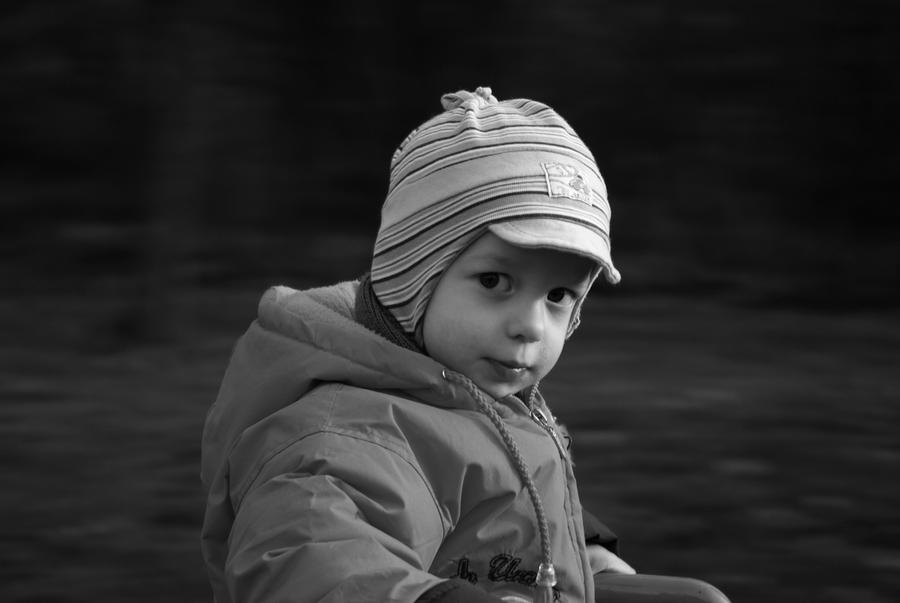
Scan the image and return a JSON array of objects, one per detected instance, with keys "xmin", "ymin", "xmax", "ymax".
[{"xmin": 201, "ymin": 281, "xmax": 610, "ymax": 602}]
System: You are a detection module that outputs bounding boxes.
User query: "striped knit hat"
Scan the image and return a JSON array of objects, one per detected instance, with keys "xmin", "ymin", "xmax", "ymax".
[{"xmin": 370, "ymin": 86, "xmax": 620, "ymax": 340}]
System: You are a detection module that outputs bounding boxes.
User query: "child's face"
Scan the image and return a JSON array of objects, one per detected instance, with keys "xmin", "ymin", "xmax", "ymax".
[{"xmin": 422, "ymin": 231, "xmax": 595, "ymax": 400}]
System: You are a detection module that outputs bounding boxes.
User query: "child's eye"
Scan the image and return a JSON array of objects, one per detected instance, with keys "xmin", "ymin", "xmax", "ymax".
[
  {"xmin": 478, "ymin": 273, "xmax": 502, "ymax": 289},
  {"xmin": 547, "ymin": 288, "xmax": 576, "ymax": 305}
]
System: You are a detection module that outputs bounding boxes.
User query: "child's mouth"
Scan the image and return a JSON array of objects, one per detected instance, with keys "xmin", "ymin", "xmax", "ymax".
[{"xmin": 485, "ymin": 358, "xmax": 530, "ymax": 380}]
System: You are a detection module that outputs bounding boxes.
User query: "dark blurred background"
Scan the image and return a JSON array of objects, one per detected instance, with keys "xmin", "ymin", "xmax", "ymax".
[{"xmin": 2, "ymin": 1, "xmax": 898, "ymax": 602}]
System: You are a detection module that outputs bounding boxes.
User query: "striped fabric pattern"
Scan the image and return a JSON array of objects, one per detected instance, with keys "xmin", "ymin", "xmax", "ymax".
[{"xmin": 371, "ymin": 87, "xmax": 618, "ymax": 338}]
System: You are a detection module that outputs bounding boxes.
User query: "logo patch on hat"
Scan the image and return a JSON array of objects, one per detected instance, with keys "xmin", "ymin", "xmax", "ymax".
[{"xmin": 542, "ymin": 162, "xmax": 593, "ymax": 205}]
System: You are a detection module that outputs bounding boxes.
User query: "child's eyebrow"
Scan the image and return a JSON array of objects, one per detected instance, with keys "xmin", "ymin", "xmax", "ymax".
[{"xmin": 464, "ymin": 251, "xmax": 511, "ymax": 266}]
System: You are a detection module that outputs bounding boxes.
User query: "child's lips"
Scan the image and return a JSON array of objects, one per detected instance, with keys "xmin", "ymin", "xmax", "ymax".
[{"xmin": 484, "ymin": 358, "xmax": 531, "ymax": 381}]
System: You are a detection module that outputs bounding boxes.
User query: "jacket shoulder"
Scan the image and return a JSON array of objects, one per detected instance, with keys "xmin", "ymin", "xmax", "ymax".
[{"xmin": 228, "ymin": 383, "xmax": 429, "ymax": 499}]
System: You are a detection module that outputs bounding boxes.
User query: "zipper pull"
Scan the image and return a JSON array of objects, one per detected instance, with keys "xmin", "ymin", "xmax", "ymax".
[{"xmin": 530, "ymin": 406, "xmax": 567, "ymax": 459}]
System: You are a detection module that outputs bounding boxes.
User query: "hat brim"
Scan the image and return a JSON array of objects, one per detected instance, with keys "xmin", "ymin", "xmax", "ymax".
[{"xmin": 489, "ymin": 219, "xmax": 621, "ymax": 284}]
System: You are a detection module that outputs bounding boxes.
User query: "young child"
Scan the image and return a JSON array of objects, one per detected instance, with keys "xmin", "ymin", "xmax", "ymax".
[{"xmin": 201, "ymin": 87, "xmax": 633, "ymax": 603}]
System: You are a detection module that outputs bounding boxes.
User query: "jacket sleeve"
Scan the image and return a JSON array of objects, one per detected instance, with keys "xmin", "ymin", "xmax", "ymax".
[
  {"xmin": 226, "ymin": 430, "xmax": 451, "ymax": 602},
  {"xmin": 582, "ymin": 509, "xmax": 619, "ymax": 554}
]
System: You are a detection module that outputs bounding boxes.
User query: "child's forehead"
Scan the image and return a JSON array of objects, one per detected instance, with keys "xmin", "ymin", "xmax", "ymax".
[{"xmin": 457, "ymin": 232, "xmax": 596, "ymax": 277}]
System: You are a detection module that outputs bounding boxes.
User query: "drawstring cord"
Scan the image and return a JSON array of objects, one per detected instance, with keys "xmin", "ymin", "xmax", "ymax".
[{"xmin": 442, "ymin": 370, "xmax": 557, "ymax": 602}]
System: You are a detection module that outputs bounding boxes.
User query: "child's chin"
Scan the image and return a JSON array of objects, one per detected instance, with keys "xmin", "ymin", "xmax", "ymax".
[
  {"xmin": 486, "ymin": 387, "xmax": 515, "ymax": 400},
  {"xmin": 478, "ymin": 380, "xmax": 525, "ymax": 401}
]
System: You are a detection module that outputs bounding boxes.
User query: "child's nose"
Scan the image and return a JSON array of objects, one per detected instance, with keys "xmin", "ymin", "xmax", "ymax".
[{"xmin": 507, "ymin": 299, "xmax": 545, "ymax": 343}]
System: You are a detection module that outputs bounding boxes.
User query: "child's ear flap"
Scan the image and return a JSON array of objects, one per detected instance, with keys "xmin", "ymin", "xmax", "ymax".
[{"xmin": 566, "ymin": 305, "xmax": 583, "ymax": 339}]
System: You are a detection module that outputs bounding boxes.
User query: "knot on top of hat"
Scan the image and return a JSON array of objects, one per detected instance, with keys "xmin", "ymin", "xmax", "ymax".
[{"xmin": 440, "ymin": 86, "xmax": 497, "ymax": 112}]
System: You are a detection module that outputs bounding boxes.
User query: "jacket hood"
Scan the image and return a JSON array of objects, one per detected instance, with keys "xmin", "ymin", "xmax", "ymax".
[{"xmin": 201, "ymin": 280, "xmax": 479, "ymax": 488}]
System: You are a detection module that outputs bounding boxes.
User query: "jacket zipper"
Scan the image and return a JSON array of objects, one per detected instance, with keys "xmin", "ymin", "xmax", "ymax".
[
  {"xmin": 530, "ymin": 406, "xmax": 567, "ymax": 460},
  {"xmin": 530, "ymin": 403, "xmax": 590, "ymax": 598}
]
